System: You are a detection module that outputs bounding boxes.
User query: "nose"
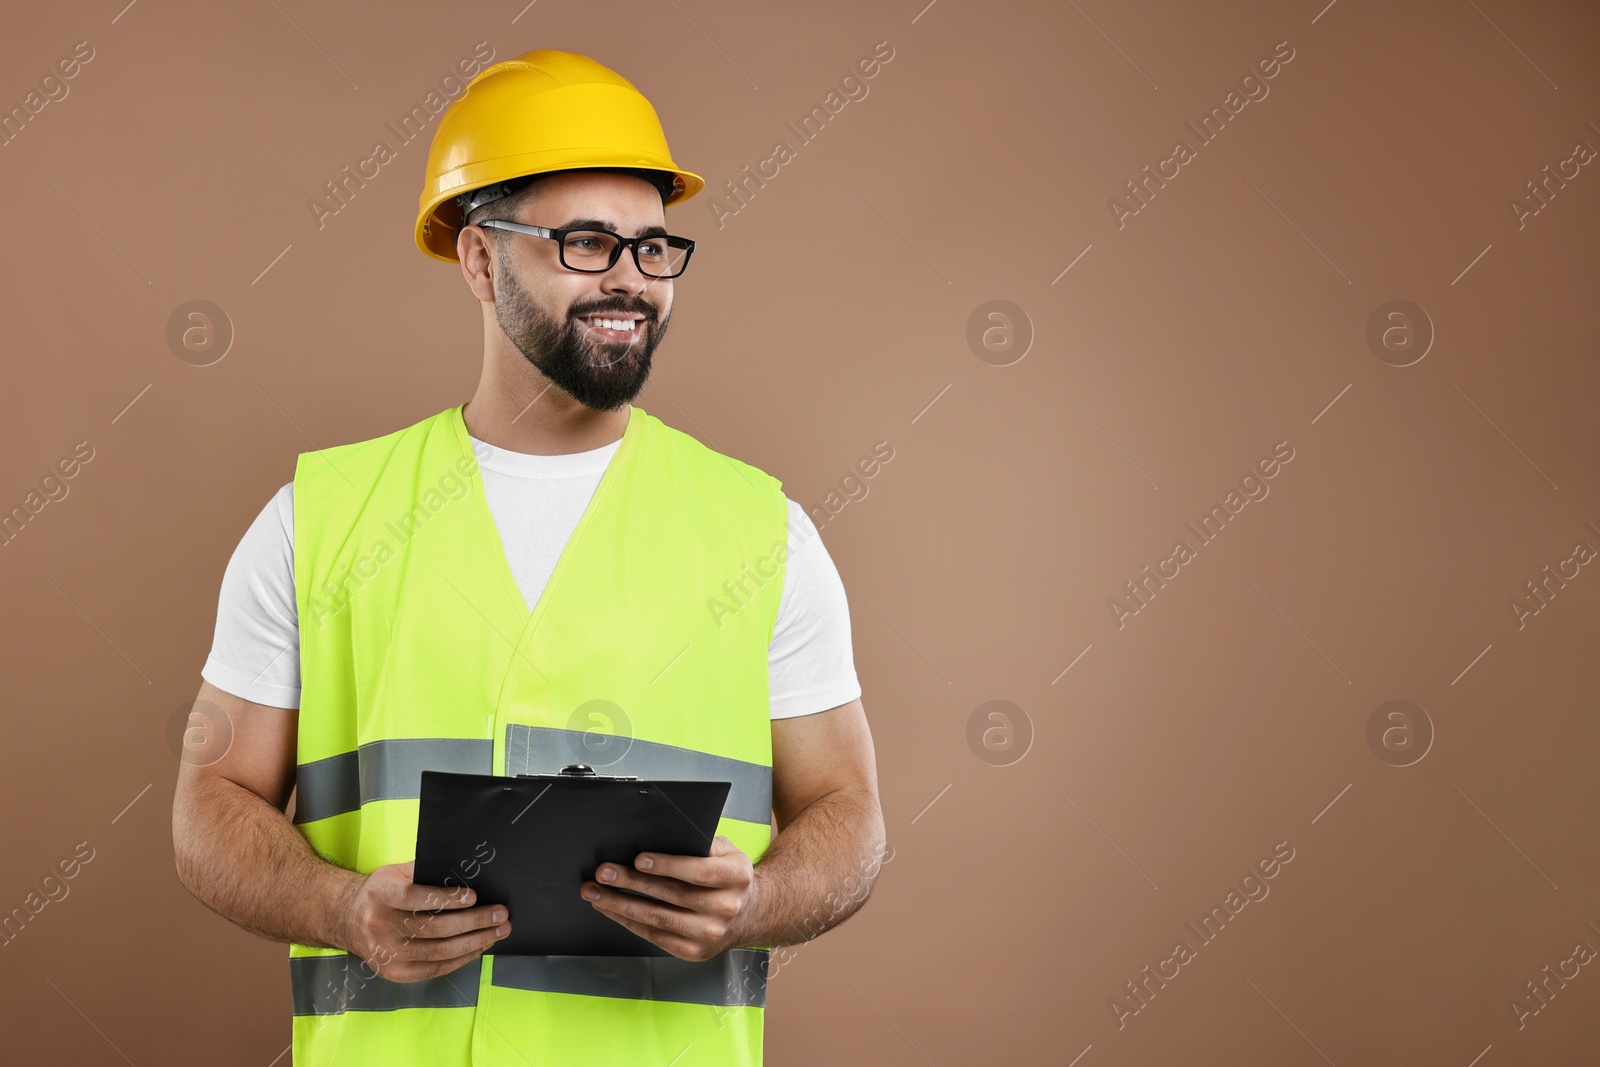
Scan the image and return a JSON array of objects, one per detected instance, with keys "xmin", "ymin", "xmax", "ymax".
[
  {"xmin": 603, "ymin": 240, "xmax": 673, "ymax": 294},
  {"xmin": 603, "ymin": 256, "xmax": 647, "ymax": 290}
]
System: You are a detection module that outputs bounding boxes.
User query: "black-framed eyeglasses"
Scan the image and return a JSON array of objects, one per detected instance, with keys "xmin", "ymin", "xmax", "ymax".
[{"xmin": 476, "ymin": 220, "xmax": 696, "ymax": 279}]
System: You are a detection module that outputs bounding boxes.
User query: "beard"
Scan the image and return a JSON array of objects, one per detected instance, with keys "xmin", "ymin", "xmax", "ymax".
[{"xmin": 492, "ymin": 252, "xmax": 669, "ymax": 412}]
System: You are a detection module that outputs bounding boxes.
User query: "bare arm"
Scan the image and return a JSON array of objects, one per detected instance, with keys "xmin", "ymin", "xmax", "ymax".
[
  {"xmin": 582, "ymin": 696, "xmax": 887, "ymax": 958},
  {"xmin": 171, "ymin": 679, "xmax": 509, "ymax": 980},
  {"xmin": 171, "ymin": 680, "xmax": 355, "ymax": 947},
  {"xmin": 740, "ymin": 695, "xmax": 887, "ymax": 946}
]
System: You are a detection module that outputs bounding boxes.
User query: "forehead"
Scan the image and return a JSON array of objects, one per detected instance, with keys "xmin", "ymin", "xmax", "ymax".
[{"xmin": 521, "ymin": 171, "xmax": 666, "ymax": 233}]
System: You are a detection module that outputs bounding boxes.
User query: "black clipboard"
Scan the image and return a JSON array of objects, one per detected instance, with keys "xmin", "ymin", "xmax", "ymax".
[{"xmin": 413, "ymin": 764, "xmax": 731, "ymax": 956}]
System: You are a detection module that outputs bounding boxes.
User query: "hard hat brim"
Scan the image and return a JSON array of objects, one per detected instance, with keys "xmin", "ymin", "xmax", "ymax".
[{"xmin": 417, "ymin": 162, "xmax": 704, "ymax": 264}]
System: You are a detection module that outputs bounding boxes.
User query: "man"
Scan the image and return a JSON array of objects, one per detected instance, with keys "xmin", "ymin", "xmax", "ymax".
[{"xmin": 171, "ymin": 49, "xmax": 885, "ymax": 1066}]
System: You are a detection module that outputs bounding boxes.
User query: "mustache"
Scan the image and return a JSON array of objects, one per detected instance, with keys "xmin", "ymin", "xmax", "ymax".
[{"xmin": 571, "ymin": 304, "xmax": 656, "ymax": 322}]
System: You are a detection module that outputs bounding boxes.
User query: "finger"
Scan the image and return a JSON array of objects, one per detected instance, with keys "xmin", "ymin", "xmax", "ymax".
[
  {"xmin": 593, "ymin": 864, "xmax": 702, "ymax": 907},
  {"xmin": 584, "ymin": 882, "xmax": 697, "ymax": 935},
  {"xmin": 626, "ymin": 850, "xmax": 743, "ymax": 889},
  {"xmin": 391, "ymin": 944, "xmax": 496, "ymax": 983},
  {"xmin": 588, "ymin": 902, "xmax": 697, "ymax": 959},
  {"xmin": 374, "ymin": 863, "xmax": 473, "ymax": 915},
  {"xmin": 401, "ymin": 879, "xmax": 478, "ymax": 912},
  {"xmin": 396, "ymin": 903, "xmax": 507, "ymax": 940},
  {"xmin": 394, "ymin": 919, "xmax": 510, "ymax": 963}
]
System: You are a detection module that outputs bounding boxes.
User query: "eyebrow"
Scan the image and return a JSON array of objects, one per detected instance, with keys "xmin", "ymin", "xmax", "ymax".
[{"xmin": 561, "ymin": 217, "xmax": 668, "ymax": 239}]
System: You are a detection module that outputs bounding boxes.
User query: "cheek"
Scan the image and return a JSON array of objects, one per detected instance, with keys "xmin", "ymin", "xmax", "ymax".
[
  {"xmin": 551, "ymin": 283, "xmax": 587, "ymax": 313},
  {"xmin": 629, "ymin": 290, "xmax": 669, "ymax": 327}
]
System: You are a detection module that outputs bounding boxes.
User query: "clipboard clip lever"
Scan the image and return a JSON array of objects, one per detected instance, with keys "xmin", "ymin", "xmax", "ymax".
[{"xmin": 516, "ymin": 763, "xmax": 641, "ymax": 782}]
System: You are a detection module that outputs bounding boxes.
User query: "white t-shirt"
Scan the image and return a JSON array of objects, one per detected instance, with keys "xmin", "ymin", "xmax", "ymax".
[{"xmin": 202, "ymin": 433, "xmax": 861, "ymax": 718}]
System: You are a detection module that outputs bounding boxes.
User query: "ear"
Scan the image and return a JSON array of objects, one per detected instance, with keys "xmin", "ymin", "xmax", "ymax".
[{"xmin": 459, "ymin": 225, "xmax": 497, "ymax": 304}]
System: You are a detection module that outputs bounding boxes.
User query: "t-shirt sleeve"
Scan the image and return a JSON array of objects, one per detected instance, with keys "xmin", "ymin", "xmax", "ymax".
[
  {"xmin": 201, "ymin": 481, "xmax": 301, "ymax": 709},
  {"xmin": 768, "ymin": 498, "xmax": 863, "ymax": 718}
]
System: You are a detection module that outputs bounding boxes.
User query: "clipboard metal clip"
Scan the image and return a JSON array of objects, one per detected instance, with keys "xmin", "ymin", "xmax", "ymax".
[{"xmin": 516, "ymin": 763, "xmax": 641, "ymax": 782}]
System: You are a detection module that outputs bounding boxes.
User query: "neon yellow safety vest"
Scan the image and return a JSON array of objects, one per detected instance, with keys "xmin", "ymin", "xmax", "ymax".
[{"xmin": 289, "ymin": 402, "xmax": 788, "ymax": 1066}]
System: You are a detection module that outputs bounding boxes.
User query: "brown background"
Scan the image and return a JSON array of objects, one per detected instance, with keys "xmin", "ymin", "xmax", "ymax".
[{"xmin": 2, "ymin": 0, "xmax": 1598, "ymax": 1063}]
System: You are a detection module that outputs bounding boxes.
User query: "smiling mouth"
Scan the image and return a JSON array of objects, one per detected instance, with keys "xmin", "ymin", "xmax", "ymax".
[{"xmin": 577, "ymin": 314, "xmax": 645, "ymax": 342}]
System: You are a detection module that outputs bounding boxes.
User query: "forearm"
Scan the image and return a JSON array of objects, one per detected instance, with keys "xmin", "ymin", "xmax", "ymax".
[
  {"xmin": 738, "ymin": 788, "xmax": 887, "ymax": 950},
  {"xmin": 172, "ymin": 775, "xmax": 360, "ymax": 950}
]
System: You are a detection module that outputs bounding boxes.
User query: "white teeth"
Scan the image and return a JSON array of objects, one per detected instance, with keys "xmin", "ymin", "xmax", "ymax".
[{"xmin": 585, "ymin": 316, "xmax": 637, "ymax": 332}]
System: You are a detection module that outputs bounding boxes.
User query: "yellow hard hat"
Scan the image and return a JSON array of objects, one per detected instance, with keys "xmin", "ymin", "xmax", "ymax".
[{"xmin": 414, "ymin": 49, "xmax": 704, "ymax": 263}]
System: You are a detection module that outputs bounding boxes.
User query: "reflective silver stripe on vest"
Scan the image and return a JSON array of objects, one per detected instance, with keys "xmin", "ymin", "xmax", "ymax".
[
  {"xmin": 294, "ymin": 738, "xmax": 493, "ymax": 824},
  {"xmin": 289, "ymin": 950, "xmax": 768, "ymax": 1014},
  {"xmin": 504, "ymin": 725, "xmax": 772, "ymax": 825},
  {"xmin": 491, "ymin": 948, "xmax": 769, "ymax": 1008},
  {"xmin": 293, "ymin": 728, "xmax": 771, "ymax": 826},
  {"xmin": 290, "ymin": 954, "xmax": 481, "ymax": 1015}
]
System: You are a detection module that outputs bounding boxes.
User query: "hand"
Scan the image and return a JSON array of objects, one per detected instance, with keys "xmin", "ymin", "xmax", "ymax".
[
  {"xmin": 581, "ymin": 835, "xmax": 756, "ymax": 962},
  {"xmin": 339, "ymin": 861, "xmax": 510, "ymax": 983}
]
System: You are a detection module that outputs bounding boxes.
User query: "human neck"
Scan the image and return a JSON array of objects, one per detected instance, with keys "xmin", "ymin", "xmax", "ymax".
[{"xmin": 462, "ymin": 379, "xmax": 629, "ymax": 456}]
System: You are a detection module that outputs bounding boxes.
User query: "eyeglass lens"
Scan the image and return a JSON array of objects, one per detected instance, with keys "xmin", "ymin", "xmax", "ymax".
[{"xmin": 560, "ymin": 230, "xmax": 690, "ymax": 277}]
